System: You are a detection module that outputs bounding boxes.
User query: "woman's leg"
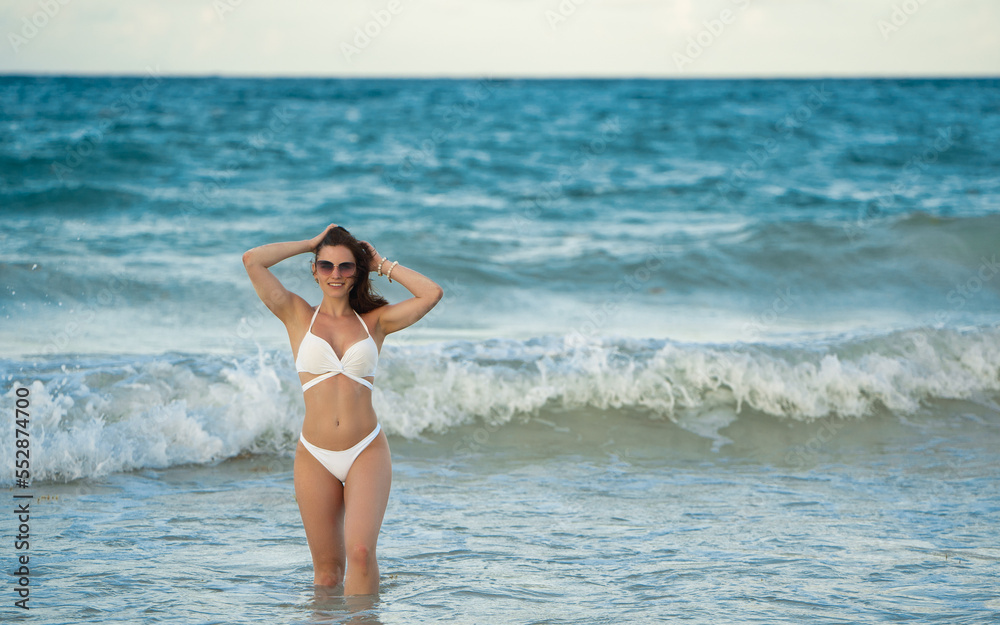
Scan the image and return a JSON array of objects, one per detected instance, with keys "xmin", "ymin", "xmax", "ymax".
[
  {"xmin": 294, "ymin": 441, "xmax": 347, "ymax": 586},
  {"xmin": 342, "ymin": 430, "xmax": 392, "ymax": 595}
]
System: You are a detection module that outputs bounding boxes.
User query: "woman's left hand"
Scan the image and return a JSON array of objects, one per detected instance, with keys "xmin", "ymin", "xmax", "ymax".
[{"xmin": 361, "ymin": 240, "xmax": 383, "ymax": 272}]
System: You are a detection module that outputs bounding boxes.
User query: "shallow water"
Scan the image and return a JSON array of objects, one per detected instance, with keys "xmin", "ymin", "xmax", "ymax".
[{"xmin": 15, "ymin": 406, "xmax": 999, "ymax": 624}]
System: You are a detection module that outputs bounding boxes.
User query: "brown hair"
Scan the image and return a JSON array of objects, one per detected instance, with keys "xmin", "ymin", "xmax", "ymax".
[{"xmin": 313, "ymin": 226, "xmax": 388, "ymax": 313}]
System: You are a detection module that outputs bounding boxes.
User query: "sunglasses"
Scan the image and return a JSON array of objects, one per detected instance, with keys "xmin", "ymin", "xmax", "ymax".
[{"xmin": 314, "ymin": 260, "xmax": 357, "ymax": 277}]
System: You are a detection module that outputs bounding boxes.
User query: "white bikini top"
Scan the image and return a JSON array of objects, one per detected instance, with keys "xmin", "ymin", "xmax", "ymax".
[{"xmin": 295, "ymin": 305, "xmax": 378, "ymax": 392}]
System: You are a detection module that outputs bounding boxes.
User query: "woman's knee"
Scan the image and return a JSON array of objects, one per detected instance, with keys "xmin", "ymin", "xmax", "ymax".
[
  {"xmin": 314, "ymin": 564, "xmax": 344, "ymax": 587},
  {"xmin": 347, "ymin": 543, "xmax": 375, "ymax": 576}
]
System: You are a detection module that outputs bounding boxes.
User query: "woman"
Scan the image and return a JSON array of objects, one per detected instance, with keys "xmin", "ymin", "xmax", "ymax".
[{"xmin": 242, "ymin": 224, "xmax": 443, "ymax": 595}]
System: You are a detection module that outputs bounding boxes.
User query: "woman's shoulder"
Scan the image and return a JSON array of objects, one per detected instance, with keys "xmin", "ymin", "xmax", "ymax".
[
  {"xmin": 283, "ymin": 294, "xmax": 318, "ymax": 329},
  {"xmin": 356, "ymin": 301, "xmax": 389, "ymax": 319}
]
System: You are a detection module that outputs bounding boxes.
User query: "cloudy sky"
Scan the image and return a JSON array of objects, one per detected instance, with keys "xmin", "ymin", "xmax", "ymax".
[{"xmin": 1, "ymin": 0, "xmax": 998, "ymax": 77}]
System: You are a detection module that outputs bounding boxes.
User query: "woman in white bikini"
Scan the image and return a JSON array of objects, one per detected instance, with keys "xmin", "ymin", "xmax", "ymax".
[{"xmin": 243, "ymin": 223, "xmax": 443, "ymax": 595}]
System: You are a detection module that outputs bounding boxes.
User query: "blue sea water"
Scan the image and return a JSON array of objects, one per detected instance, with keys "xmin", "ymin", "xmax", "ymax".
[{"xmin": 1, "ymin": 77, "xmax": 999, "ymax": 623}]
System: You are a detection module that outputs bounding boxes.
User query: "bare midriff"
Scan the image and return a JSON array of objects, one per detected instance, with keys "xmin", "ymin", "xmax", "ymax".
[{"xmin": 298, "ymin": 373, "xmax": 378, "ymax": 451}]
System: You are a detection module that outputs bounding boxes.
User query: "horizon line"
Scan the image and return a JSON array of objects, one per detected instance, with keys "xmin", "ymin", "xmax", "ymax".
[{"xmin": 1, "ymin": 71, "xmax": 998, "ymax": 81}]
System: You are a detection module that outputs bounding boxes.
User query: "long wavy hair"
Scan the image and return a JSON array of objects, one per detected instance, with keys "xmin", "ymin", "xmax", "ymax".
[{"xmin": 313, "ymin": 226, "xmax": 388, "ymax": 313}]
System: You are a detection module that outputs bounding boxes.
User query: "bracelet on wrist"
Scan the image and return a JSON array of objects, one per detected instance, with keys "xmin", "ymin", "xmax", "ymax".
[
  {"xmin": 377, "ymin": 257, "xmax": 389, "ymax": 276},
  {"xmin": 386, "ymin": 261, "xmax": 399, "ymax": 283}
]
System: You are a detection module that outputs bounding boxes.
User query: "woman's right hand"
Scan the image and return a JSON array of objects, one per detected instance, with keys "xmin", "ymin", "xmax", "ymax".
[{"xmin": 307, "ymin": 223, "xmax": 338, "ymax": 250}]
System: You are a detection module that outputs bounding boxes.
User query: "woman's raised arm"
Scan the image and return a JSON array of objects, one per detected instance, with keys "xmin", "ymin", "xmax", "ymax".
[
  {"xmin": 242, "ymin": 223, "xmax": 336, "ymax": 322},
  {"xmin": 363, "ymin": 241, "xmax": 444, "ymax": 335}
]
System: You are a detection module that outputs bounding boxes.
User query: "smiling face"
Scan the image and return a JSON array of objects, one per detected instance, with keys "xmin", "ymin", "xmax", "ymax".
[{"xmin": 313, "ymin": 244, "xmax": 359, "ymax": 297}]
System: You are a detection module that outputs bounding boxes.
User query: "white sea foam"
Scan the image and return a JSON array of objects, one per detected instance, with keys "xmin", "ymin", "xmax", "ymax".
[
  {"xmin": 3, "ymin": 349, "xmax": 304, "ymax": 482},
  {"xmin": 2, "ymin": 326, "xmax": 998, "ymax": 482},
  {"xmin": 380, "ymin": 326, "xmax": 1000, "ymax": 433}
]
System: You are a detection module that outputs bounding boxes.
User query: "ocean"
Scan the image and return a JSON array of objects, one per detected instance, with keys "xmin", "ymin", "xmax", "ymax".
[{"xmin": 2, "ymin": 76, "xmax": 999, "ymax": 623}]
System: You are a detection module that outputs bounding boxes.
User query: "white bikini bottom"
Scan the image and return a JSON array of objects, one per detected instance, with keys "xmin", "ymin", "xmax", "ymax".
[{"xmin": 299, "ymin": 423, "xmax": 381, "ymax": 484}]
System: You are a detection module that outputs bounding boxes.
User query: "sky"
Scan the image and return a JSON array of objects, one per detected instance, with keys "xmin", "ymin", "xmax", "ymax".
[{"xmin": 1, "ymin": 0, "xmax": 998, "ymax": 77}]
